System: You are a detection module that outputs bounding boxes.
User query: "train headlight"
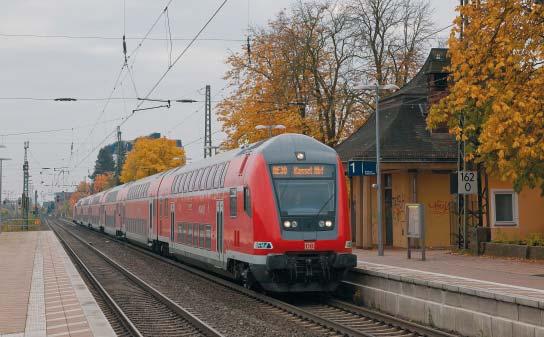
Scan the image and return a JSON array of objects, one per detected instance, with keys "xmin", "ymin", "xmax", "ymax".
[
  {"xmin": 283, "ymin": 220, "xmax": 292, "ymax": 228},
  {"xmin": 292, "ymin": 221, "xmax": 298, "ymax": 228},
  {"xmin": 295, "ymin": 152, "xmax": 305, "ymax": 161},
  {"xmin": 318, "ymin": 220, "xmax": 325, "ymax": 228},
  {"xmin": 325, "ymin": 220, "xmax": 333, "ymax": 228}
]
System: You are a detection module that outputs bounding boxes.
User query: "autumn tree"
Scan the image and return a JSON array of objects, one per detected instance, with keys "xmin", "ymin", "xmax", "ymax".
[
  {"xmin": 91, "ymin": 147, "xmax": 115, "ymax": 179},
  {"xmin": 428, "ymin": 0, "xmax": 544, "ymax": 192},
  {"xmin": 69, "ymin": 181, "xmax": 91, "ymax": 208},
  {"xmin": 120, "ymin": 137, "xmax": 185, "ymax": 183},
  {"xmin": 348, "ymin": 0, "xmax": 435, "ymax": 87},
  {"xmin": 218, "ymin": 0, "xmax": 436, "ymax": 148},
  {"xmin": 93, "ymin": 172, "xmax": 115, "ymax": 192}
]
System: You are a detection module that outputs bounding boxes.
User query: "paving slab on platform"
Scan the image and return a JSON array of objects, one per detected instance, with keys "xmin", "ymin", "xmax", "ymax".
[
  {"xmin": 353, "ymin": 249, "xmax": 544, "ymax": 305},
  {"xmin": 0, "ymin": 231, "xmax": 116, "ymax": 337}
]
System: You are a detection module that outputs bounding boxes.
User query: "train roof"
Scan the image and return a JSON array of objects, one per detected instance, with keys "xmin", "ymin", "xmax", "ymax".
[{"xmin": 74, "ymin": 133, "xmax": 337, "ymax": 205}]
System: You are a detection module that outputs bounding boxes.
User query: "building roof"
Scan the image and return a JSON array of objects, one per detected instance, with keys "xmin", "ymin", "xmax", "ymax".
[{"xmin": 335, "ymin": 48, "xmax": 457, "ymax": 163}]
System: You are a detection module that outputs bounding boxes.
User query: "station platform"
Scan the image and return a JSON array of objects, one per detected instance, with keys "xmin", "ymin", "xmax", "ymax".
[
  {"xmin": 0, "ymin": 231, "xmax": 116, "ymax": 337},
  {"xmin": 347, "ymin": 248, "xmax": 544, "ymax": 337},
  {"xmin": 353, "ymin": 248, "xmax": 544, "ymax": 297}
]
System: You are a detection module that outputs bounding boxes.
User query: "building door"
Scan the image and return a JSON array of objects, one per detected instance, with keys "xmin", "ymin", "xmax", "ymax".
[
  {"xmin": 384, "ymin": 174, "xmax": 393, "ymax": 246},
  {"xmin": 216, "ymin": 200, "xmax": 224, "ymax": 263}
]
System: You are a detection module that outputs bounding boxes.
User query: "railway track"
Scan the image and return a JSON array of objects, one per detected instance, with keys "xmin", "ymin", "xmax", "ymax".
[
  {"xmin": 47, "ymin": 219, "xmax": 223, "ymax": 337},
  {"xmin": 53, "ymin": 218, "xmax": 458, "ymax": 337}
]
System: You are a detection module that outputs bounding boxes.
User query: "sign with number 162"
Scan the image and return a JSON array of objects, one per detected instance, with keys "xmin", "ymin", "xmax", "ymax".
[{"xmin": 458, "ymin": 171, "xmax": 477, "ymax": 195}]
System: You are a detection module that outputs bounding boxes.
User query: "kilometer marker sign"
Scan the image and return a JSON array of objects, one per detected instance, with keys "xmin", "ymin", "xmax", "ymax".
[{"xmin": 458, "ymin": 171, "xmax": 477, "ymax": 195}]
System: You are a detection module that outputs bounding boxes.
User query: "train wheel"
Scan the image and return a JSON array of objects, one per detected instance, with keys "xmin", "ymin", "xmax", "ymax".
[{"xmin": 241, "ymin": 266, "xmax": 256, "ymax": 290}]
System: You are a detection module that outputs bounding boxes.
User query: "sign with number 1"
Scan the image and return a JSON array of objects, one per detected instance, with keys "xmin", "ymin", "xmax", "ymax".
[{"xmin": 458, "ymin": 171, "xmax": 477, "ymax": 195}]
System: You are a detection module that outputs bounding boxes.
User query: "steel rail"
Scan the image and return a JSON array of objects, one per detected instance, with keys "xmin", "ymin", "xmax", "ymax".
[
  {"xmin": 58, "ymin": 217, "xmax": 457, "ymax": 337},
  {"xmin": 50, "ymin": 219, "xmax": 224, "ymax": 337}
]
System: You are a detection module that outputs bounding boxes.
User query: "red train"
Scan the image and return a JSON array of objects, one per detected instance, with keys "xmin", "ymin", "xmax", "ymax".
[{"xmin": 73, "ymin": 133, "xmax": 356, "ymax": 292}]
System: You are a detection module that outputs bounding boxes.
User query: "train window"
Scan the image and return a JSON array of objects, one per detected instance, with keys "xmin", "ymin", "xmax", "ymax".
[
  {"xmin": 205, "ymin": 225, "xmax": 211, "ymax": 250},
  {"xmin": 172, "ymin": 175, "xmax": 179, "ymax": 193},
  {"xmin": 207, "ymin": 165, "xmax": 217, "ymax": 189},
  {"xmin": 199, "ymin": 224, "xmax": 205, "ymax": 248},
  {"xmin": 188, "ymin": 171, "xmax": 197, "ymax": 192},
  {"xmin": 201, "ymin": 167, "xmax": 211, "ymax": 190},
  {"xmin": 229, "ymin": 188, "xmax": 237, "ymax": 217},
  {"xmin": 183, "ymin": 172, "xmax": 191, "ymax": 193},
  {"xmin": 221, "ymin": 162, "xmax": 229, "ymax": 187},
  {"xmin": 194, "ymin": 169, "xmax": 204, "ymax": 191},
  {"xmin": 194, "ymin": 224, "xmax": 199, "ymax": 246},
  {"xmin": 187, "ymin": 224, "xmax": 193, "ymax": 245},
  {"xmin": 243, "ymin": 186, "xmax": 251, "ymax": 216},
  {"xmin": 178, "ymin": 174, "xmax": 186, "ymax": 193},
  {"xmin": 214, "ymin": 164, "xmax": 224, "ymax": 189}
]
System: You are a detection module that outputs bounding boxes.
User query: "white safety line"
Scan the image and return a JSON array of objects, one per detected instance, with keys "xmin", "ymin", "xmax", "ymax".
[{"xmin": 24, "ymin": 234, "xmax": 46, "ymax": 337}]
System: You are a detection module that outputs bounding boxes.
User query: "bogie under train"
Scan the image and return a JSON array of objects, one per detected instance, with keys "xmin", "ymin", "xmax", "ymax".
[{"xmin": 73, "ymin": 134, "xmax": 356, "ymax": 292}]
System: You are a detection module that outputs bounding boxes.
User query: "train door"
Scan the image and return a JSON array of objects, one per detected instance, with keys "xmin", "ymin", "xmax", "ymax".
[
  {"xmin": 100, "ymin": 205, "xmax": 104, "ymax": 228},
  {"xmin": 121, "ymin": 204, "xmax": 126, "ymax": 233},
  {"xmin": 170, "ymin": 203, "xmax": 175, "ymax": 243},
  {"xmin": 216, "ymin": 200, "xmax": 224, "ymax": 263},
  {"xmin": 148, "ymin": 201, "xmax": 154, "ymax": 240}
]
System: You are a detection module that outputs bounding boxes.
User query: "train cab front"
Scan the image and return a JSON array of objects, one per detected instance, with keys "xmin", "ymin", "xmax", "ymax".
[{"xmin": 248, "ymin": 135, "xmax": 357, "ymax": 292}]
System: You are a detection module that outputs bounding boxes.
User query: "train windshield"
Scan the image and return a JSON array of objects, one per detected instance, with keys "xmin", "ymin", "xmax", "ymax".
[
  {"xmin": 270, "ymin": 164, "xmax": 336, "ymax": 216},
  {"xmin": 273, "ymin": 180, "xmax": 335, "ymax": 216}
]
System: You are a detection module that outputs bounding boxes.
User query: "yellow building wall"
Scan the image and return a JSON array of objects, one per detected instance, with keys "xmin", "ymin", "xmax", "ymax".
[
  {"xmin": 417, "ymin": 173, "xmax": 453, "ymax": 247},
  {"xmin": 366, "ymin": 171, "xmax": 452, "ymax": 248},
  {"xmin": 488, "ymin": 177, "xmax": 544, "ymax": 242}
]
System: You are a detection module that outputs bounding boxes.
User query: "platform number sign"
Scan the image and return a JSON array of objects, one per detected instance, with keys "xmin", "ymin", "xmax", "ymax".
[
  {"xmin": 458, "ymin": 171, "xmax": 477, "ymax": 195},
  {"xmin": 348, "ymin": 160, "xmax": 377, "ymax": 177}
]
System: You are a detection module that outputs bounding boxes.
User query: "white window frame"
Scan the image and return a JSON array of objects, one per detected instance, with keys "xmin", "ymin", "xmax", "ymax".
[{"xmin": 491, "ymin": 189, "xmax": 519, "ymax": 227}]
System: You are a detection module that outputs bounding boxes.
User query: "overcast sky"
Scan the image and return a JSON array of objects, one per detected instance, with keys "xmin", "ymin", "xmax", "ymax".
[{"xmin": 0, "ymin": 0, "xmax": 458, "ymax": 202}]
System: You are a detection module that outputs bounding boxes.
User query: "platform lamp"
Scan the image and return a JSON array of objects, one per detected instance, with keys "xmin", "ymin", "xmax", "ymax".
[
  {"xmin": 356, "ymin": 83, "xmax": 400, "ymax": 256},
  {"xmin": 0, "ymin": 145, "xmax": 12, "ymax": 231}
]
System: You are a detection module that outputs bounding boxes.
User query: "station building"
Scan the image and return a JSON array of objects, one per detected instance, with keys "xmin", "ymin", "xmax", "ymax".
[{"xmin": 336, "ymin": 48, "xmax": 544, "ymax": 249}]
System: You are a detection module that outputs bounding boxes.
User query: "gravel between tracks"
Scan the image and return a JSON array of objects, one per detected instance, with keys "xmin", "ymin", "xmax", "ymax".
[{"xmin": 55, "ymin": 220, "xmax": 327, "ymax": 337}]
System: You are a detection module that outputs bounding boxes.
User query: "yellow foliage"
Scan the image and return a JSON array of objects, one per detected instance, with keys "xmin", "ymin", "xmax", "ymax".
[
  {"xmin": 428, "ymin": 0, "xmax": 544, "ymax": 192},
  {"xmin": 93, "ymin": 172, "xmax": 115, "ymax": 192},
  {"xmin": 217, "ymin": 4, "xmax": 368, "ymax": 148},
  {"xmin": 120, "ymin": 137, "xmax": 185, "ymax": 183},
  {"xmin": 69, "ymin": 181, "xmax": 91, "ymax": 207}
]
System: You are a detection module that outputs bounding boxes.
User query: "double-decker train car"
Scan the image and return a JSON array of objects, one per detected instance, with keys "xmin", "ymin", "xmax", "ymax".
[{"xmin": 74, "ymin": 133, "xmax": 356, "ymax": 292}]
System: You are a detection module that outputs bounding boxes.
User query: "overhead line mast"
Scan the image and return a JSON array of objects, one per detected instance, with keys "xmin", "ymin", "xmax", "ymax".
[
  {"xmin": 204, "ymin": 85, "xmax": 212, "ymax": 158},
  {"xmin": 22, "ymin": 141, "xmax": 29, "ymax": 229}
]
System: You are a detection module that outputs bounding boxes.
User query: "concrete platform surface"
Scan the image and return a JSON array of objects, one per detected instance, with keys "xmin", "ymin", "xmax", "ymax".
[
  {"xmin": 354, "ymin": 248, "xmax": 544, "ymax": 304},
  {"xmin": 0, "ymin": 231, "xmax": 116, "ymax": 337}
]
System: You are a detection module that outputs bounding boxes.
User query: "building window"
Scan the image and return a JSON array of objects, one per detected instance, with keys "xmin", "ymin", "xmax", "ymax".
[{"xmin": 492, "ymin": 189, "xmax": 518, "ymax": 226}]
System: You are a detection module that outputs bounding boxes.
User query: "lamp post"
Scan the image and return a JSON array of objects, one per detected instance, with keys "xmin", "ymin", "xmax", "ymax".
[
  {"xmin": 357, "ymin": 84, "xmax": 400, "ymax": 256},
  {"xmin": 255, "ymin": 124, "xmax": 286, "ymax": 138},
  {"xmin": 0, "ymin": 145, "xmax": 12, "ymax": 231}
]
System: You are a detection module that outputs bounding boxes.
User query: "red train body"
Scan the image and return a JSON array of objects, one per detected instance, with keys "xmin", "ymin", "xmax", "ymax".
[{"xmin": 73, "ymin": 134, "xmax": 356, "ymax": 292}]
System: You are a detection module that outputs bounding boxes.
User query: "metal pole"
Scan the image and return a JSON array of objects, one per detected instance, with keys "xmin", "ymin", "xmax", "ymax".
[
  {"xmin": 0, "ymin": 160, "xmax": 3, "ymax": 231},
  {"xmin": 375, "ymin": 84, "xmax": 384, "ymax": 256}
]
